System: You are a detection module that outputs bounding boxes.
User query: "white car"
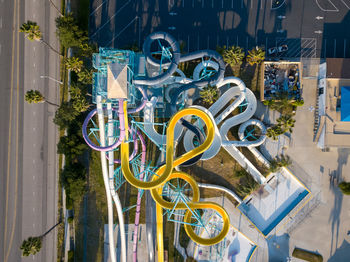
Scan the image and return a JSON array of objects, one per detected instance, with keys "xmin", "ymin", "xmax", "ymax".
[{"xmin": 268, "ymin": 45, "xmax": 288, "ymax": 55}]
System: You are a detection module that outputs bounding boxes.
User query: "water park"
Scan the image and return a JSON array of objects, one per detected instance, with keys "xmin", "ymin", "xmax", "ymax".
[{"xmin": 82, "ymin": 32, "xmax": 310, "ymax": 262}]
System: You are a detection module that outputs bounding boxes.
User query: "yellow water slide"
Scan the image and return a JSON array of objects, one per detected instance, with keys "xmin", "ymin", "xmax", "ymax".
[{"xmin": 121, "ymin": 101, "xmax": 229, "ymax": 261}]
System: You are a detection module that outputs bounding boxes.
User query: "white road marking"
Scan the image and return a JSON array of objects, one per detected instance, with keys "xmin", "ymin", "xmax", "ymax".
[
  {"xmin": 207, "ymin": 35, "xmax": 210, "ymax": 49},
  {"xmin": 0, "ymin": 17, "xmax": 2, "ymax": 28},
  {"xmin": 315, "ymin": 0, "xmax": 339, "ymax": 12},
  {"xmin": 0, "ymin": 43, "xmax": 2, "ymax": 55},
  {"xmin": 33, "ymin": 208, "xmax": 35, "ymax": 212},
  {"xmin": 33, "ymin": 159, "xmax": 35, "ymax": 164},
  {"xmin": 341, "ymin": 0, "xmax": 350, "ymax": 9},
  {"xmin": 202, "ymin": 0, "xmax": 204, "ymax": 8},
  {"xmin": 33, "ymin": 46, "xmax": 36, "ymax": 51},
  {"xmin": 33, "ymin": 127, "xmax": 36, "ymax": 131},
  {"xmin": 33, "ymin": 79, "xmax": 36, "ymax": 84},
  {"xmin": 33, "ymin": 191, "xmax": 35, "ymax": 196},
  {"xmin": 334, "ymin": 39, "xmax": 337, "ymax": 57},
  {"xmin": 324, "ymin": 38, "xmax": 327, "ymax": 57},
  {"xmin": 33, "ymin": 63, "xmax": 36, "ymax": 68},
  {"xmin": 222, "ymin": 0, "xmax": 224, "ymax": 8},
  {"xmin": 251, "ymin": 0, "xmax": 253, "ymax": 9},
  {"xmin": 183, "ymin": 0, "xmax": 185, "ymax": 8},
  {"xmin": 33, "ymin": 111, "xmax": 36, "ymax": 115},
  {"xmin": 261, "ymin": 0, "xmax": 264, "ymax": 9},
  {"xmin": 192, "ymin": 0, "xmax": 194, "ymax": 8},
  {"xmin": 33, "ymin": 143, "xmax": 36, "ymax": 147},
  {"xmin": 226, "ymin": 36, "xmax": 229, "ymax": 47},
  {"xmin": 33, "ymin": 175, "xmax": 35, "ymax": 180},
  {"xmin": 33, "ymin": 224, "xmax": 35, "ymax": 228},
  {"xmin": 232, "ymin": 0, "xmax": 234, "ymax": 8}
]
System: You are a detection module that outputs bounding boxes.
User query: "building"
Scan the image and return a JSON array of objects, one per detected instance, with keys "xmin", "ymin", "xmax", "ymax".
[{"xmin": 316, "ymin": 58, "xmax": 350, "ymax": 148}]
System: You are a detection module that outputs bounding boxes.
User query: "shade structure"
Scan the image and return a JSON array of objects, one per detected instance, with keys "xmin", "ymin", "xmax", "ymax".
[{"xmin": 107, "ymin": 62, "xmax": 128, "ymax": 99}]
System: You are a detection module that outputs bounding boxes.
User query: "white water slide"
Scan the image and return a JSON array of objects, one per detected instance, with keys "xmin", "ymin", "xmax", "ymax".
[{"xmin": 183, "ymin": 77, "xmax": 268, "ymax": 185}]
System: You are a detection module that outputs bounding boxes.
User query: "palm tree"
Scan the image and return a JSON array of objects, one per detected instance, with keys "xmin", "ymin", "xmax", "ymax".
[
  {"xmin": 20, "ymin": 21, "xmax": 61, "ymax": 56},
  {"xmin": 77, "ymin": 69, "xmax": 93, "ymax": 84},
  {"xmin": 339, "ymin": 181, "xmax": 350, "ymax": 195},
  {"xmin": 25, "ymin": 90, "xmax": 44, "ymax": 104},
  {"xmin": 72, "ymin": 96, "xmax": 90, "ymax": 112},
  {"xmin": 223, "ymin": 46, "xmax": 245, "ymax": 67},
  {"xmin": 292, "ymin": 99, "xmax": 304, "ymax": 107},
  {"xmin": 277, "ymin": 154, "xmax": 291, "ymax": 167},
  {"xmin": 65, "ymin": 57, "xmax": 83, "ymax": 73},
  {"xmin": 20, "ymin": 236, "xmax": 42, "ymax": 257},
  {"xmin": 277, "ymin": 115, "xmax": 296, "ymax": 133},
  {"xmin": 199, "ymin": 85, "xmax": 219, "ymax": 105},
  {"xmin": 246, "ymin": 46, "xmax": 265, "ymax": 65},
  {"xmin": 25, "ymin": 90, "xmax": 59, "ymax": 107},
  {"xmin": 20, "ymin": 220, "xmax": 61, "ymax": 257},
  {"xmin": 266, "ymin": 125, "xmax": 283, "ymax": 140}
]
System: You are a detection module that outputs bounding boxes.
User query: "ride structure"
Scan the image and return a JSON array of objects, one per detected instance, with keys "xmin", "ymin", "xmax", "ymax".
[{"xmin": 81, "ymin": 31, "xmax": 281, "ymax": 261}]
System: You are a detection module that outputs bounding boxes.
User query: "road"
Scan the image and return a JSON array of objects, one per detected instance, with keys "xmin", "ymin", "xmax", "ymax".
[
  {"xmin": 90, "ymin": 0, "xmax": 350, "ymax": 58},
  {"xmin": 0, "ymin": 0, "xmax": 60, "ymax": 261}
]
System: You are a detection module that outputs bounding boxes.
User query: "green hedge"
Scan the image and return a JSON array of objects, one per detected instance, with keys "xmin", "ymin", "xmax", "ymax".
[{"xmin": 292, "ymin": 248, "xmax": 323, "ymax": 262}]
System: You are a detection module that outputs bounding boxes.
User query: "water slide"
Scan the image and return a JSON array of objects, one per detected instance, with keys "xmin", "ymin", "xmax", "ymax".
[
  {"xmin": 182, "ymin": 77, "xmax": 267, "ymax": 184},
  {"xmin": 121, "ymin": 104, "xmax": 230, "ymax": 262}
]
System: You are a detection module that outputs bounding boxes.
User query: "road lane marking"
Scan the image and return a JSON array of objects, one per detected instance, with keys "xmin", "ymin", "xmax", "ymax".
[
  {"xmin": 3, "ymin": 0, "xmax": 17, "ymax": 258},
  {"xmin": 4, "ymin": 0, "xmax": 19, "ymax": 260}
]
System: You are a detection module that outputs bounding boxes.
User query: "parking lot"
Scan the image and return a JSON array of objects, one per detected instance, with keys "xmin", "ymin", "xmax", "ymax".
[{"xmin": 89, "ymin": 0, "xmax": 350, "ymax": 58}]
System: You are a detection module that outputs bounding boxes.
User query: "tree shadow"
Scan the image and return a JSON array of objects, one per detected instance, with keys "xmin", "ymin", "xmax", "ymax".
[
  {"xmin": 267, "ymin": 233, "xmax": 290, "ymax": 262},
  {"xmin": 328, "ymin": 239, "xmax": 350, "ymax": 262},
  {"xmin": 75, "ymin": 191, "xmax": 102, "ymax": 262},
  {"xmin": 328, "ymin": 148, "xmax": 350, "ymax": 256}
]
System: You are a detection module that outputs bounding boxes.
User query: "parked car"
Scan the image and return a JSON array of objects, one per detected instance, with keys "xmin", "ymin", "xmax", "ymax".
[{"xmin": 268, "ymin": 45, "xmax": 288, "ymax": 55}]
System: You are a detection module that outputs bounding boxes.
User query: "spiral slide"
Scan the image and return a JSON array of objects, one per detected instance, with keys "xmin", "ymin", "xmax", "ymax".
[{"xmin": 121, "ymin": 103, "xmax": 230, "ymax": 262}]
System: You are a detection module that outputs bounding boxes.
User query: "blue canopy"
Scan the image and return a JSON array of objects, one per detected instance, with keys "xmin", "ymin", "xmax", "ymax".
[{"xmin": 341, "ymin": 86, "xmax": 350, "ymax": 121}]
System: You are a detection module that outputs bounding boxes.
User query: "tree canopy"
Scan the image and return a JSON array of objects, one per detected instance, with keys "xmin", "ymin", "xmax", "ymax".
[
  {"xmin": 19, "ymin": 21, "xmax": 42, "ymax": 41},
  {"xmin": 25, "ymin": 90, "xmax": 44, "ymax": 104},
  {"xmin": 199, "ymin": 85, "xmax": 219, "ymax": 105},
  {"xmin": 55, "ymin": 14, "xmax": 88, "ymax": 48},
  {"xmin": 246, "ymin": 46, "xmax": 265, "ymax": 65},
  {"xmin": 20, "ymin": 236, "xmax": 42, "ymax": 257},
  {"xmin": 223, "ymin": 46, "xmax": 245, "ymax": 67}
]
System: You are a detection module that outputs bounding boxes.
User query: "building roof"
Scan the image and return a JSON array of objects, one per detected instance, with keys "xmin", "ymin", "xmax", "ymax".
[
  {"xmin": 341, "ymin": 86, "xmax": 350, "ymax": 121},
  {"xmin": 326, "ymin": 58, "xmax": 350, "ymax": 79},
  {"xmin": 107, "ymin": 62, "xmax": 128, "ymax": 99}
]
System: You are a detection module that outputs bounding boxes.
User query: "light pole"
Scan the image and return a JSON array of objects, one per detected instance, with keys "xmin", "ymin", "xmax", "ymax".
[{"xmin": 40, "ymin": 75, "xmax": 63, "ymax": 85}]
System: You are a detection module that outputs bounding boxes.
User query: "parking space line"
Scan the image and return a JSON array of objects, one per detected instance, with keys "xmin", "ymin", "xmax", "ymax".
[
  {"xmin": 341, "ymin": 0, "xmax": 350, "ymax": 9},
  {"xmin": 90, "ymin": 0, "xmax": 108, "ymax": 16},
  {"xmin": 226, "ymin": 36, "xmax": 229, "ymax": 47},
  {"xmin": 246, "ymin": 36, "xmax": 249, "ymax": 50},
  {"xmin": 197, "ymin": 34, "xmax": 200, "ymax": 50},
  {"xmin": 192, "ymin": 0, "xmax": 194, "ymax": 8},
  {"xmin": 222, "ymin": 0, "xmax": 224, "ymax": 8},
  {"xmin": 324, "ymin": 39, "xmax": 327, "ymax": 58},
  {"xmin": 106, "ymin": 16, "xmax": 138, "ymax": 46},
  {"xmin": 207, "ymin": 35, "xmax": 210, "ymax": 49},
  {"xmin": 212, "ymin": 0, "xmax": 214, "ymax": 8},
  {"xmin": 236, "ymin": 35, "xmax": 239, "ymax": 46},
  {"xmin": 251, "ymin": 0, "xmax": 253, "ymax": 9},
  {"xmin": 315, "ymin": 0, "xmax": 339, "ymax": 12},
  {"xmin": 202, "ymin": 0, "xmax": 204, "ymax": 8},
  {"xmin": 241, "ymin": 0, "xmax": 244, "ymax": 8},
  {"xmin": 265, "ymin": 37, "xmax": 268, "ymax": 50},
  {"xmin": 217, "ymin": 35, "xmax": 219, "ymax": 47},
  {"xmin": 232, "ymin": 0, "xmax": 234, "ymax": 8},
  {"xmin": 261, "ymin": 0, "xmax": 264, "ymax": 9},
  {"xmin": 334, "ymin": 39, "xmax": 336, "ymax": 57},
  {"xmin": 91, "ymin": 0, "xmax": 131, "ymax": 38}
]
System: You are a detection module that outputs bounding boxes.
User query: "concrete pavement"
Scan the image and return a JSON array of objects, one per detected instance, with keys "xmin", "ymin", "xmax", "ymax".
[{"xmin": 0, "ymin": 0, "xmax": 60, "ymax": 261}]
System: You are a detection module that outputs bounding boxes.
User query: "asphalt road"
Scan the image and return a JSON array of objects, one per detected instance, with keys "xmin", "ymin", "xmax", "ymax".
[
  {"xmin": 90, "ymin": 0, "xmax": 350, "ymax": 58},
  {"xmin": 0, "ymin": 0, "xmax": 60, "ymax": 261}
]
